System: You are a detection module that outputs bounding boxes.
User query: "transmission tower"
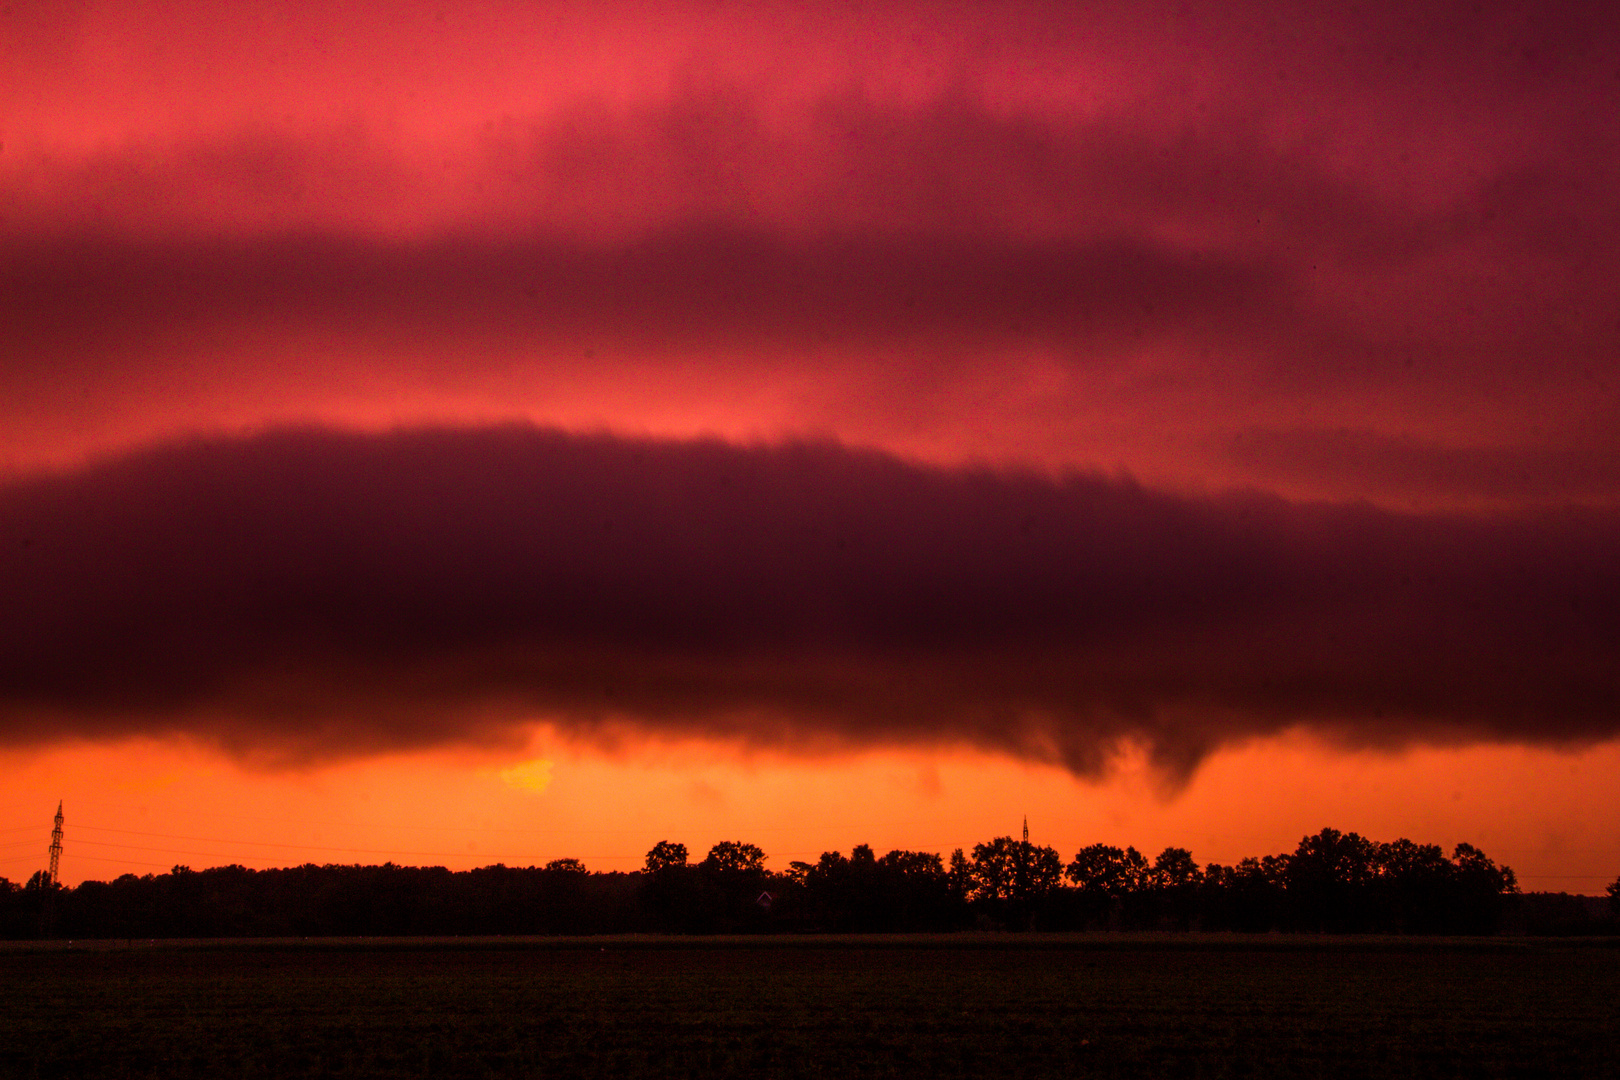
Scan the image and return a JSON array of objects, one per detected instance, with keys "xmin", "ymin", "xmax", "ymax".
[
  {"xmin": 1022, "ymin": 814, "xmax": 1029, "ymax": 845},
  {"xmin": 47, "ymin": 800, "xmax": 63, "ymax": 886}
]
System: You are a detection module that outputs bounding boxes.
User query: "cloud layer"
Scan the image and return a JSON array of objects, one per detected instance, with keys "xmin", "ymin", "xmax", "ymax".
[
  {"xmin": 3, "ymin": 426, "xmax": 1614, "ymax": 777},
  {"xmin": 2, "ymin": 1, "xmax": 1617, "ymax": 510}
]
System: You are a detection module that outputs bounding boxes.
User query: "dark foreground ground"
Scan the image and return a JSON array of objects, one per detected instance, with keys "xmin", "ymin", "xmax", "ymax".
[{"xmin": 2, "ymin": 935, "xmax": 1616, "ymax": 1079}]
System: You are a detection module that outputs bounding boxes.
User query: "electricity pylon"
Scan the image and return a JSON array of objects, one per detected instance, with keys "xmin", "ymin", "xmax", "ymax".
[
  {"xmin": 47, "ymin": 801, "xmax": 63, "ymax": 886},
  {"xmin": 39, "ymin": 800, "xmax": 63, "ymax": 938}
]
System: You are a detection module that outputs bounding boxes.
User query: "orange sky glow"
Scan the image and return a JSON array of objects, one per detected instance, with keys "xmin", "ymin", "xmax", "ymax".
[{"xmin": 4, "ymin": 736, "xmax": 1618, "ymax": 893}]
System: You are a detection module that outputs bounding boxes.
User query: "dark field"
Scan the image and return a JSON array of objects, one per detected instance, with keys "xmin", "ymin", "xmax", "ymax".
[{"xmin": 2, "ymin": 936, "xmax": 1617, "ymax": 1078}]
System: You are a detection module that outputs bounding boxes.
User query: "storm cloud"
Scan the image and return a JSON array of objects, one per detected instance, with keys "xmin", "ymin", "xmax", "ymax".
[
  {"xmin": 3, "ymin": 426, "xmax": 1614, "ymax": 776},
  {"xmin": 3, "ymin": 1, "xmax": 1619, "ymax": 784}
]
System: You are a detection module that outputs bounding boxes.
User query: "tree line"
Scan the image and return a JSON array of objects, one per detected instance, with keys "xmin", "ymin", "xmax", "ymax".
[{"xmin": 3, "ymin": 827, "xmax": 1612, "ymax": 939}]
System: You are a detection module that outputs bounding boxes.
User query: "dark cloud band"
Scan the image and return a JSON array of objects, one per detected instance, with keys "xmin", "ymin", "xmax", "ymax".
[{"xmin": 2, "ymin": 426, "xmax": 1614, "ymax": 774}]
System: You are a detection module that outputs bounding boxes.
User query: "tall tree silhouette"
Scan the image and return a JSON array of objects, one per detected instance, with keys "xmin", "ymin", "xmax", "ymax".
[
  {"xmin": 700, "ymin": 840, "xmax": 770, "ymax": 930},
  {"xmin": 1286, "ymin": 828, "xmax": 1379, "ymax": 931},
  {"xmin": 1376, "ymin": 838, "xmax": 1453, "ymax": 933},
  {"xmin": 644, "ymin": 841, "xmax": 688, "ymax": 873},
  {"xmin": 1151, "ymin": 847, "xmax": 1202, "ymax": 929},
  {"xmin": 971, "ymin": 835, "xmax": 1062, "ymax": 929},
  {"xmin": 642, "ymin": 840, "xmax": 701, "ymax": 931},
  {"xmin": 1449, "ymin": 843, "xmax": 1518, "ymax": 934},
  {"xmin": 1066, "ymin": 844, "xmax": 1150, "ymax": 928}
]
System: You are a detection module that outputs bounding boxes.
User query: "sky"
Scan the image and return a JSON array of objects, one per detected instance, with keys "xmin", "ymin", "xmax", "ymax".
[{"xmin": 1, "ymin": 0, "xmax": 1617, "ymax": 892}]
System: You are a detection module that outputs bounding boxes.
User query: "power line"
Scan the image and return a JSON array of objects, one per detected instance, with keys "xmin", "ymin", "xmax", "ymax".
[
  {"xmin": 73, "ymin": 838, "xmax": 347, "ymax": 862},
  {"xmin": 78, "ymin": 823, "xmax": 476, "ymax": 853},
  {"xmin": 74, "ymin": 824, "xmax": 599, "ymax": 861},
  {"xmin": 1509, "ymin": 867, "xmax": 1613, "ymax": 880},
  {"xmin": 57, "ymin": 852, "xmax": 186, "ymax": 871},
  {"xmin": 42, "ymin": 822, "xmax": 840, "ymax": 869},
  {"xmin": 74, "ymin": 799, "xmax": 958, "ymax": 837},
  {"xmin": 71, "ymin": 821, "xmax": 813, "ymax": 862}
]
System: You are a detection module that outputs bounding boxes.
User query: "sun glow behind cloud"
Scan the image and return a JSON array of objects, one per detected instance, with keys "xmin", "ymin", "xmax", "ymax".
[{"xmin": 498, "ymin": 759, "xmax": 554, "ymax": 794}]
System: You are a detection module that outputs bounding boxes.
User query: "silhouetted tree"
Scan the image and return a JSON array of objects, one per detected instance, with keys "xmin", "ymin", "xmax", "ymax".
[
  {"xmin": 1066, "ymin": 844, "xmax": 1151, "ymax": 928},
  {"xmin": 787, "ymin": 846, "xmax": 962, "ymax": 931},
  {"xmin": 1608, "ymin": 874, "xmax": 1620, "ymax": 917},
  {"xmin": 702, "ymin": 841, "xmax": 767, "ymax": 877},
  {"xmin": 792, "ymin": 849, "xmax": 869, "ymax": 930},
  {"xmin": 644, "ymin": 841, "xmax": 688, "ymax": 873},
  {"xmin": 543, "ymin": 858, "xmax": 588, "ymax": 875},
  {"xmin": 1449, "ymin": 842, "xmax": 1518, "ymax": 934},
  {"xmin": 876, "ymin": 849, "xmax": 960, "ymax": 930},
  {"xmin": 947, "ymin": 848, "xmax": 973, "ymax": 904},
  {"xmin": 1509, "ymin": 890, "xmax": 1613, "ymax": 935},
  {"xmin": 1199, "ymin": 863, "xmax": 1237, "ymax": 929},
  {"xmin": 971, "ymin": 835, "xmax": 1062, "ymax": 929},
  {"xmin": 1286, "ymin": 828, "xmax": 1379, "ymax": 931},
  {"xmin": 0, "ymin": 825, "xmax": 1535, "ymax": 939},
  {"xmin": 1066, "ymin": 844, "xmax": 1125, "ymax": 927},
  {"xmin": 641, "ymin": 841, "xmax": 703, "ymax": 932},
  {"xmin": 700, "ymin": 840, "xmax": 770, "ymax": 931},
  {"xmin": 1151, "ymin": 847, "xmax": 1202, "ymax": 929},
  {"xmin": 1201, "ymin": 855, "xmax": 1287, "ymax": 931},
  {"xmin": 1376, "ymin": 838, "xmax": 1453, "ymax": 932}
]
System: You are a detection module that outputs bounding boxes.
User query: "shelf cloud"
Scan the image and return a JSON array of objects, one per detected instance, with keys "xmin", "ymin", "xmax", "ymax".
[{"xmin": 3, "ymin": 426, "xmax": 1614, "ymax": 778}]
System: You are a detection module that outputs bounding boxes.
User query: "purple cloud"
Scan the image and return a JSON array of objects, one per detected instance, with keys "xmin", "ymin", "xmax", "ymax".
[{"xmin": 2, "ymin": 426, "xmax": 1614, "ymax": 776}]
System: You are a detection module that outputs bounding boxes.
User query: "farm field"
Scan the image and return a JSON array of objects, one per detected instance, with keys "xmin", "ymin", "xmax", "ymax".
[{"xmin": 2, "ymin": 935, "xmax": 1616, "ymax": 1078}]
